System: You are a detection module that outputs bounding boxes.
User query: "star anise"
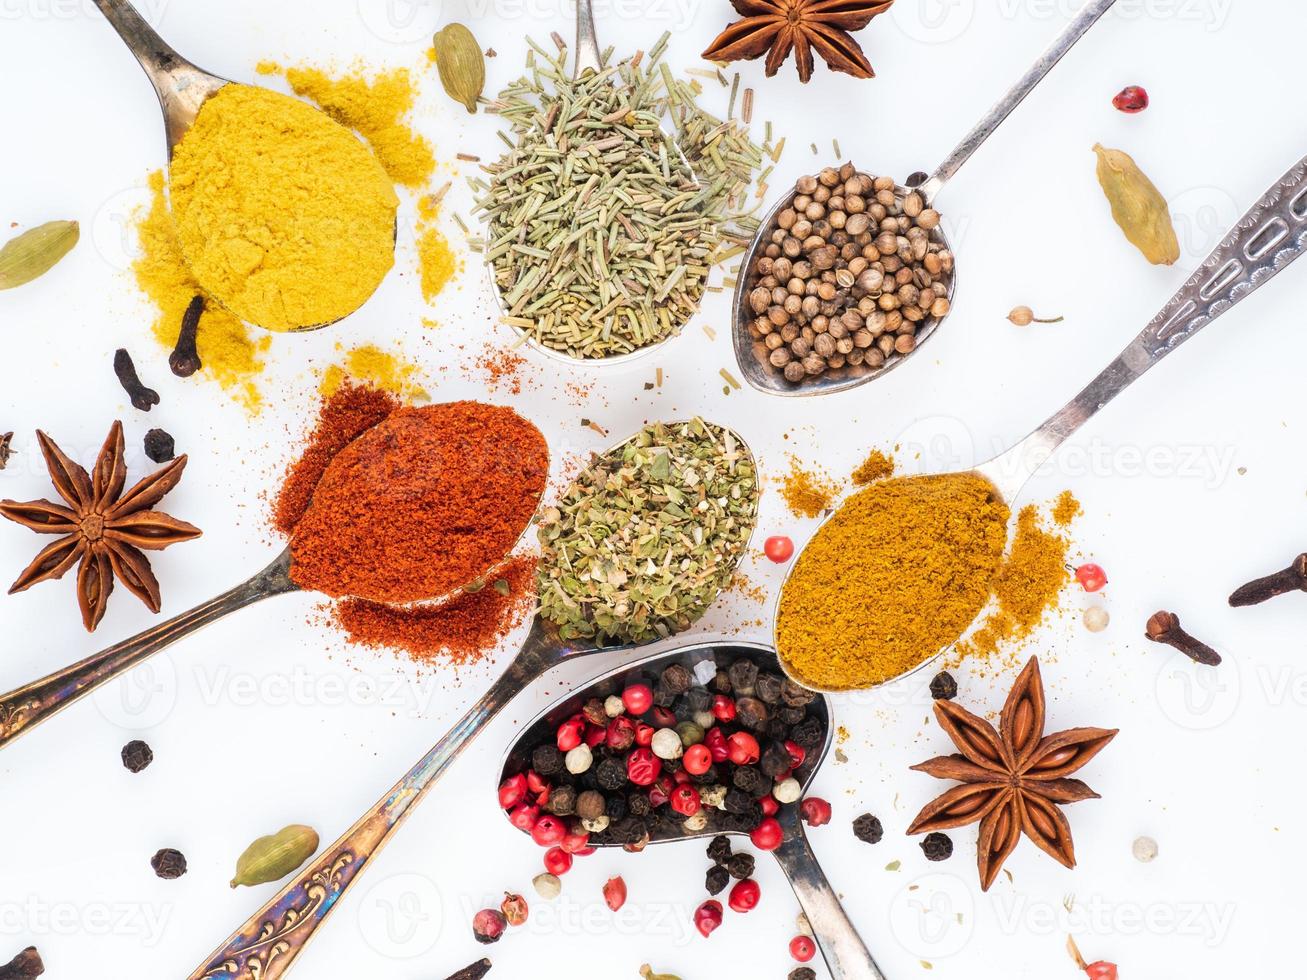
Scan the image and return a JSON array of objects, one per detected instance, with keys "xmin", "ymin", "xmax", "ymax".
[
  {"xmin": 907, "ymin": 657, "xmax": 1117, "ymax": 891},
  {"xmin": 702, "ymin": 0, "xmax": 894, "ymax": 84},
  {"xmin": 0, "ymin": 421, "xmax": 201, "ymax": 631}
]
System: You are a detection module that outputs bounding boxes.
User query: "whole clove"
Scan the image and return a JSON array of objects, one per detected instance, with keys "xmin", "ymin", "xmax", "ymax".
[
  {"xmin": 113, "ymin": 349, "xmax": 160, "ymax": 412},
  {"xmin": 143, "ymin": 428, "xmax": 176, "ymax": 464},
  {"xmin": 442, "ymin": 958, "xmax": 492, "ymax": 980},
  {"xmin": 0, "ymin": 432, "xmax": 12, "ymax": 470},
  {"xmin": 1145, "ymin": 611, "xmax": 1221, "ymax": 666},
  {"xmin": 1229, "ymin": 554, "xmax": 1307, "ymax": 607},
  {"xmin": 0, "ymin": 947, "xmax": 43, "ymax": 979},
  {"xmin": 169, "ymin": 295, "xmax": 205, "ymax": 377}
]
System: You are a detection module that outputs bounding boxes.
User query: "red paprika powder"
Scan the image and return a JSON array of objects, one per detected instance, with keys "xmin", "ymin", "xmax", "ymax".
[{"xmin": 288, "ymin": 400, "xmax": 548, "ymax": 604}]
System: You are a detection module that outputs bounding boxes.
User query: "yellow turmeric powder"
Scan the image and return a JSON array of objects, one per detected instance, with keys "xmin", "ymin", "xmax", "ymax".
[
  {"xmin": 321, "ymin": 344, "xmax": 428, "ymax": 401},
  {"xmin": 776, "ymin": 472, "xmax": 1009, "ymax": 691},
  {"xmin": 851, "ymin": 449, "xmax": 895, "ymax": 485},
  {"xmin": 282, "ymin": 65, "xmax": 435, "ymax": 188},
  {"xmin": 168, "ymin": 85, "xmax": 398, "ymax": 332},
  {"xmin": 780, "ymin": 459, "xmax": 840, "ymax": 518},
  {"xmin": 132, "ymin": 171, "xmax": 269, "ymax": 412}
]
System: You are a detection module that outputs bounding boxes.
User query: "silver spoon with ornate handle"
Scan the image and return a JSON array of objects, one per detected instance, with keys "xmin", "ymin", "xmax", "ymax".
[
  {"xmin": 731, "ymin": 0, "xmax": 1118, "ymax": 397},
  {"xmin": 776, "ymin": 151, "xmax": 1307, "ymax": 693},
  {"xmin": 0, "ymin": 409, "xmax": 547, "ymax": 750},
  {"xmin": 187, "ymin": 423, "xmax": 758, "ymax": 980},
  {"xmin": 499, "ymin": 640, "xmax": 886, "ymax": 980}
]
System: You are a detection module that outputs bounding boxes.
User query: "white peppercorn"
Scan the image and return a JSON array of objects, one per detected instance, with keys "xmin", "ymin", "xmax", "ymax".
[
  {"xmin": 651, "ymin": 728, "xmax": 683, "ymax": 761},
  {"xmin": 565, "ymin": 744, "xmax": 593, "ymax": 775}
]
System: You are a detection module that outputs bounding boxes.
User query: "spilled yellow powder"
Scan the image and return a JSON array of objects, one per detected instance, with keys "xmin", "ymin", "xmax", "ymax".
[
  {"xmin": 282, "ymin": 65, "xmax": 435, "ymax": 188},
  {"xmin": 132, "ymin": 171, "xmax": 269, "ymax": 412},
  {"xmin": 955, "ymin": 498, "xmax": 1075, "ymax": 666},
  {"xmin": 255, "ymin": 60, "xmax": 281, "ymax": 76},
  {"xmin": 169, "ymin": 85, "xmax": 398, "ymax": 331},
  {"xmin": 780, "ymin": 458, "xmax": 840, "ymax": 518},
  {"xmin": 1052, "ymin": 489, "xmax": 1082, "ymax": 527},
  {"xmin": 852, "ymin": 449, "xmax": 895, "ymax": 486},
  {"xmin": 321, "ymin": 344, "xmax": 428, "ymax": 400},
  {"xmin": 414, "ymin": 184, "xmax": 461, "ymax": 302}
]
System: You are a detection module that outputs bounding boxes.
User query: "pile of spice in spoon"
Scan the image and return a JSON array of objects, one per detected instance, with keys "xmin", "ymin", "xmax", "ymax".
[
  {"xmin": 536, "ymin": 418, "xmax": 759, "ymax": 644},
  {"xmin": 470, "ymin": 34, "xmax": 763, "ymax": 359}
]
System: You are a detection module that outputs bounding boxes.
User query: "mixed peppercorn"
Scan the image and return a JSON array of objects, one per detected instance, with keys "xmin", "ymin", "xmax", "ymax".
[{"xmin": 499, "ymin": 654, "xmax": 826, "ymax": 857}]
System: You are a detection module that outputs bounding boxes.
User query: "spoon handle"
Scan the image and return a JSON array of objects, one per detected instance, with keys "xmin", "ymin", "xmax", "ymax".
[
  {"xmin": 983, "ymin": 153, "xmax": 1307, "ymax": 499},
  {"xmin": 0, "ymin": 549, "xmax": 295, "ymax": 751},
  {"xmin": 574, "ymin": 0, "xmax": 603, "ymax": 76},
  {"xmin": 91, "ymin": 0, "xmax": 226, "ymax": 152},
  {"xmin": 772, "ymin": 808, "xmax": 888, "ymax": 980},
  {"xmin": 919, "ymin": 0, "xmax": 1116, "ymax": 203},
  {"xmin": 187, "ymin": 625, "xmax": 566, "ymax": 980}
]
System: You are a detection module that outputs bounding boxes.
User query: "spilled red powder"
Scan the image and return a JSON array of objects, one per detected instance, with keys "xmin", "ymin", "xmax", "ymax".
[
  {"xmin": 333, "ymin": 554, "xmax": 537, "ymax": 663},
  {"xmin": 274, "ymin": 381, "xmax": 398, "ymax": 534},
  {"xmin": 479, "ymin": 346, "xmax": 529, "ymax": 394}
]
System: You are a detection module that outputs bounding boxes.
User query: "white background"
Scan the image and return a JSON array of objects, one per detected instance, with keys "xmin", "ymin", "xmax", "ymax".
[{"xmin": 0, "ymin": 0, "xmax": 1301, "ymax": 978}]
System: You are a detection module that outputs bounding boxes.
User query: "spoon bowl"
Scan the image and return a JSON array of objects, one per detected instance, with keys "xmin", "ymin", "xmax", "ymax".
[
  {"xmin": 774, "ymin": 151, "xmax": 1307, "ymax": 691},
  {"xmin": 91, "ymin": 0, "xmax": 397, "ymax": 333},
  {"xmin": 497, "ymin": 639, "xmax": 887, "ymax": 980},
  {"xmin": 731, "ymin": 0, "xmax": 1117, "ymax": 396}
]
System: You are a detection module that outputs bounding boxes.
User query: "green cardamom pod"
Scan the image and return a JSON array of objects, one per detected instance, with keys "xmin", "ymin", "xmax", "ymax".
[
  {"xmin": 0, "ymin": 220, "xmax": 79, "ymax": 290},
  {"xmin": 1093, "ymin": 144, "xmax": 1180, "ymax": 266},
  {"xmin": 432, "ymin": 23, "xmax": 485, "ymax": 114},
  {"xmin": 230, "ymin": 824, "xmax": 320, "ymax": 888}
]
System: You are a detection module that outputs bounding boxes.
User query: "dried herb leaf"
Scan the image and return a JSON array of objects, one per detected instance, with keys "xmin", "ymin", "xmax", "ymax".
[
  {"xmin": 1093, "ymin": 144, "xmax": 1179, "ymax": 266},
  {"xmin": 0, "ymin": 220, "xmax": 78, "ymax": 290}
]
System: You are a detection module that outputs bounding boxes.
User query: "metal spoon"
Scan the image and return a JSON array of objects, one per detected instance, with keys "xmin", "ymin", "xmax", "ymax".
[
  {"xmin": 775, "ymin": 151, "xmax": 1307, "ymax": 692},
  {"xmin": 187, "ymin": 423, "xmax": 758, "ymax": 980},
  {"xmin": 91, "ymin": 0, "xmax": 395, "ymax": 333},
  {"xmin": 482, "ymin": 0, "xmax": 700, "ymax": 367},
  {"xmin": 499, "ymin": 640, "xmax": 886, "ymax": 980},
  {"xmin": 0, "ymin": 409, "xmax": 548, "ymax": 750},
  {"xmin": 731, "ymin": 0, "xmax": 1117, "ymax": 396}
]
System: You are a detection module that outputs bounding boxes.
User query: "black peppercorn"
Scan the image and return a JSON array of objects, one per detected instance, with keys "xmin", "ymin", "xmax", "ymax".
[
  {"xmin": 533, "ymin": 744, "xmax": 564, "ymax": 776},
  {"xmin": 930, "ymin": 672, "xmax": 958, "ymax": 701},
  {"xmin": 790, "ymin": 716, "xmax": 824, "ymax": 750},
  {"xmin": 781, "ymin": 678, "xmax": 818, "ymax": 707},
  {"xmin": 142, "ymin": 429, "xmax": 175, "ymax": 464},
  {"xmin": 790, "ymin": 969, "xmax": 817, "ymax": 980},
  {"xmin": 706, "ymin": 864, "xmax": 730, "ymax": 896},
  {"xmin": 607, "ymin": 795, "xmax": 629, "ymax": 821},
  {"xmin": 852, "ymin": 813, "xmax": 883, "ymax": 845},
  {"xmin": 661, "ymin": 663, "xmax": 693, "ymax": 695},
  {"xmin": 921, "ymin": 832, "xmax": 953, "ymax": 861},
  {"xmin": 576, "ymin": 790, "xmax": 607, "ymax": 822},
  {"xmin": 755, "ymin": 672, "xmax": 784, "ymax": 704},
  {"xmin": 707, "ymin": 835, "xmax": 733, "ymax": 865},
  {"xmin": 726, "ymin": 852, "xmax": 755, "ymax": 880},
  {"xmin": 765, "ymin": 718, "xmax": 789, "ymax": 741},
  {"xmin": 595, "ymin": 757, "xmax": 627, "ymax": 791},
  {"xmin": 0, "ymin": 946, "xmax": 43, "ymax": 979},
  {"xmin": 735, "ymin": 696, "xmax": 769, "ymax": 730},
  {"xmin": 713, "ymin": 669, "xmax": 732, "ymax": 694},
  {"xmin": 685, "ymin": 687, "xmax": 713, "ymax": 713},
  {"xmin": 727, "ymin": 809, "xmax": 760, "ymax": 832},
  {"xmin": 653, "ymin": 683, "xmax": 677, "ymax": 708},
  {"xmin": 150, "ymin": 848, "xmax": 188, "ymax": 879},
  {"xmin": 546, "ymin": 785, "xmax": 577, "ymax": 816},
  {"xmin": 733, "ymin": 765, "xmax": 768, "ymax": 796},
  {"xmin": 689, "ymin": 764, "xmax": 719, "ymax": 785},
  {"xmin": 723, "ymin": 788, "xmax": 755, "ymax": 814},
  {"xmin": 760, "ymin": 741, "xmax": 793, "ymax": 778},
  {"xmin": 672, "ymin": 696, "xmax": 694, "ymax": 722},
  {"xmin": 728, "ymin": 659, "xmax": 758, "ymax": 696},
  {"xmin": 779, "ymin": 705, "xmax": 807, "ymax": 726},
  {"xmin": 628, "ymin": 792, "xmax": 651, "ymax": 817},
  {"xmin": 612, "ymin": 816, "xmax": 646, "ymax": 844},
  {"xmin": 120, "ymin": 739, "xmax": 153, "ymax": 773}
]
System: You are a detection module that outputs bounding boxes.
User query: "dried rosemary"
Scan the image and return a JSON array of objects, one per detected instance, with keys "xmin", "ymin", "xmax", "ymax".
[
  {"xmin": 537, "ymin": 418, "xmax": 759, "ymax": 644},
  {"xmin": 470, "ymin": 34, "xmax": 763, "ymax": 359}
]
